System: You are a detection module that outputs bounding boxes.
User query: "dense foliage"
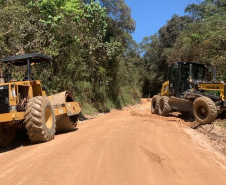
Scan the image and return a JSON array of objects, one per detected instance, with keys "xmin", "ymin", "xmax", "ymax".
[
  {"xmin": 0, "ymin": 0, "xmax": 225, "ymax": 112},
  {"xmin": 140, "ymin": 0, "xmax": 226, "ymax": 96},
  {"xmin": 0, "ymin": 0, "xmax": 141, "ymax": 113}
]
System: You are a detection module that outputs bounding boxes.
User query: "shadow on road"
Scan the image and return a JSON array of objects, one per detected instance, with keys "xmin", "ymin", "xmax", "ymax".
[
  {"xmin": 0, "ymin": 128, "xmax": 30, "ymax": 153},
  {"xmin": 0, "ymin": 127, "xmax": 79, "ymax": 153},
  {"xmin": 177, "ymin": 112, "xmax": 195, "ymax": 122}
]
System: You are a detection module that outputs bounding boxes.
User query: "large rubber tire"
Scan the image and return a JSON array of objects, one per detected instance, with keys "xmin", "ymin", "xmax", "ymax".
[
  {"xmin": 151, "ymin": 95, "xmax": 160, "ymax": 114},
  {"xmin": 0, "ymin": 126, "xmax": 16, "ymax": 147},
  {"xmin": 193, "ymin": 97, "xmax": 217, "ymax": 124},
  {"xmin": 158, "ymin": 96, "xmax": 170, "ymax": 116},
  {"xmin": 25, "ymin": 96, "xmax": 56, "ymax": 143}
]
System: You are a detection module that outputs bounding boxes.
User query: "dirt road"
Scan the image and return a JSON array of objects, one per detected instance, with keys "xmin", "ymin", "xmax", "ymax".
[{"xmin": 0, "ymin": 100, "xmax": 226, "ymax": 185}]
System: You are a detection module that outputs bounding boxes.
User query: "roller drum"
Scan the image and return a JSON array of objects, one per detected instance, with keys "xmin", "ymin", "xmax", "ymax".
[{"xmin": 50, "ymin": 91, "xmax": 79, "ymax": 133}]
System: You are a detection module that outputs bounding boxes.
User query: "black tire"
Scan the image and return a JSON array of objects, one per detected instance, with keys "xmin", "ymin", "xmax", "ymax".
[
  {"xmin": 158, "ymin": 96, "xmax": 170, "ymax": 116},
  {"xmin": 25, "ymin": 96, "xmax": 56, "ymax": 143},
  {"xmin": 193, "ymin": 97, "xmax": 217, "ymax": 124},
  {"xmin": 151, "ymin": 95, "xmax": 160, "ymax": 114},
  {"xmin": 0, "ymin": 126, "xmax": 16, "ymax": 147}
]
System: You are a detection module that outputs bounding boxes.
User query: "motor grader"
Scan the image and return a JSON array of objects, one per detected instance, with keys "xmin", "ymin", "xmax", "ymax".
[
  {"xmin": 0, "ymin": 53, "xmax": 81, "ymax": 146},
  {"xmin": 151, "ymin": 61, "xmax": 226, "ymax": 125}
]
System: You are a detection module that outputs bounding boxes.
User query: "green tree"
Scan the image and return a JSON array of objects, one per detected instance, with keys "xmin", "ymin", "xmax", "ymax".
[
  {"xmin": 158, "ymin": 15, "xmax": 193, "ymax": 48},
  {"xmin": 168, "ymin": 0, "xmax": 226, "ymax": 66},
  {"xmin": 0, "ymin": 0, "xmax": 141, "ymax": 113}
]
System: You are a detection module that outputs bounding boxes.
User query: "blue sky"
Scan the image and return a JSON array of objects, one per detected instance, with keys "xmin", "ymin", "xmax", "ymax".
[{"xmin": 125, "ymin": 0, "xmax": 202, "ymax": 43}]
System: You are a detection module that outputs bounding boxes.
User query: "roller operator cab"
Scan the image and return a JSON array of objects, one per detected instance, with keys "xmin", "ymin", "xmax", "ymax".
[
  {"xmin": 0, "ymin": 53, "xmax": 51, "ymax": 116},
  {"xmin": 151, "ymin": 62, "xmax": 226, "ymax": 125},
  {"xmin": 0, "ymin": 53, "xmax": 81, "ymax": 147}
]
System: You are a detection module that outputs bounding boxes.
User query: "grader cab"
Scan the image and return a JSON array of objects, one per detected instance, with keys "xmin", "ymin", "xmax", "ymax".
[
  {"xmin": 0, "ymin": 53, "xmax": 81, "ymax": 146},
  {"xmin": 151, "ymin": 62, "xmax": 226, "ymax": 125}
]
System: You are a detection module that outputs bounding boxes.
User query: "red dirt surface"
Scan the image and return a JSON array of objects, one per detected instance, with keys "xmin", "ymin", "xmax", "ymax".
[{"xmin": 0, "ymin": 99, "xmax": 226, "ymax": 185}]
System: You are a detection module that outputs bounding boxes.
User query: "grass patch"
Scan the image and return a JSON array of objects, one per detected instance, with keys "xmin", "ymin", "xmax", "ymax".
[
  {"xmin": 214, "ymin": 121, "xmax": 226, "ymax": 129},
  {"xmin": 81, "ymin": 103, "xmax": 98, "ymax": 115}
]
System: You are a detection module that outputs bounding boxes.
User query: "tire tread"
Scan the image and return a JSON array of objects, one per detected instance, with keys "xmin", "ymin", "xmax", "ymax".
[{"xmin": 24, "ymin": 96, "xmax": 56, "ymax": 143}]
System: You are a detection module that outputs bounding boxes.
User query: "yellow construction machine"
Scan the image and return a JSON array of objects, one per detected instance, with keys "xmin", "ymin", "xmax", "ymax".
[
  {"xmin": 0, "ymin": 53, "xmax": 81, "ymax": 146},
  {"xmin": 151, "ymin": 62, "xmax": 226, "ymax": 125}
]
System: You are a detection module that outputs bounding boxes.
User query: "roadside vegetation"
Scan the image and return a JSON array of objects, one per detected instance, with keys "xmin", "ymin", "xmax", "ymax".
[
  {"xmin": 0, "ymin": 0, "xmax": 225, "ymax": 114},
  {"xmin": 140, "ymin": 0, "xmax": 226, "ymax": 96}
]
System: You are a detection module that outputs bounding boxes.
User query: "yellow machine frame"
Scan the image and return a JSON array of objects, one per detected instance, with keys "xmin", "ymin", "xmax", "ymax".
[
  {"xmin": 160, "ymin": 81, "xmax": 169, "ymax": 96},
  {"xmin": 0, "ymin": 80, "xmax": 81, "ymax": 124},
  {"xmin": 198, "ymin": 83, "xmax": 226, "ymax": 101},
  {"xmin": 160, "ymin": 81, "xmax": 225, "ymax": 101}
]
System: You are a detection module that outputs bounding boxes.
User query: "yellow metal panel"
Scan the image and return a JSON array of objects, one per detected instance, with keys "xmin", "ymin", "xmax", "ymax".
[
  {"xmin": 54, "ymin": 107, "xmax": 67, "ymax": 116},
  {"xmin": 28, "ymin": 86, "xmax": 33, "ymax": 99},
  {"xmin": 198, "ymin": 83, "xmax": 225, "ymax": 101},
  {"xmin": 0, "ymin": 80, "xmax": 41, "ymax": 87},
  {"xmin": 65, "ymin": 102, "xmax": 81, "ymax": 116},
  {"xmin": 42, "ymin": 91, "xmax": 47, "ymax": 96},
  {"xmin": 53, "ymin": 102, "xmax": 81, "ymax": 116},
  {"xmin": 9, "ymin": 84, "xmax": 17, "ymax": 106},
  {"xmin": 36, "ymin": 80, "xmax": 41, "ymax": 84},
  {"xmin": 0, "ymin": 112, "xmax": 25, "ymax": 122},
  {"xmin": 198, "ymin": 83, "xmax": 224, "ymax": 91},
  {"xmin": 23, "ymin": 82, "xmax": 31, "ymax": 86},
  {"xmin": 161, "ymin": 81, "xmax": 169, "ymax": 96},
  {"xmin": 33, "ymin": 84, "xmax": 43, "ymax": 96}
]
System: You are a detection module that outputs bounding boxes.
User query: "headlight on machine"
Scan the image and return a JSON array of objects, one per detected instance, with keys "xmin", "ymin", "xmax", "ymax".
[{"xmin": 10, "ymin": 106, "xmax": 17, "ymax": 112}]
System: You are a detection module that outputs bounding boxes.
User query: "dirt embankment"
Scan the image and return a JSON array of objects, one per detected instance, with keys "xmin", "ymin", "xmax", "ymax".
[
  {"xmin": 195, "ymin": 123, "xmax": 226, "ymax": 153},
  {"xmin": 131, "ymin": 99, "xmax": 226, "ymax": 154}
]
